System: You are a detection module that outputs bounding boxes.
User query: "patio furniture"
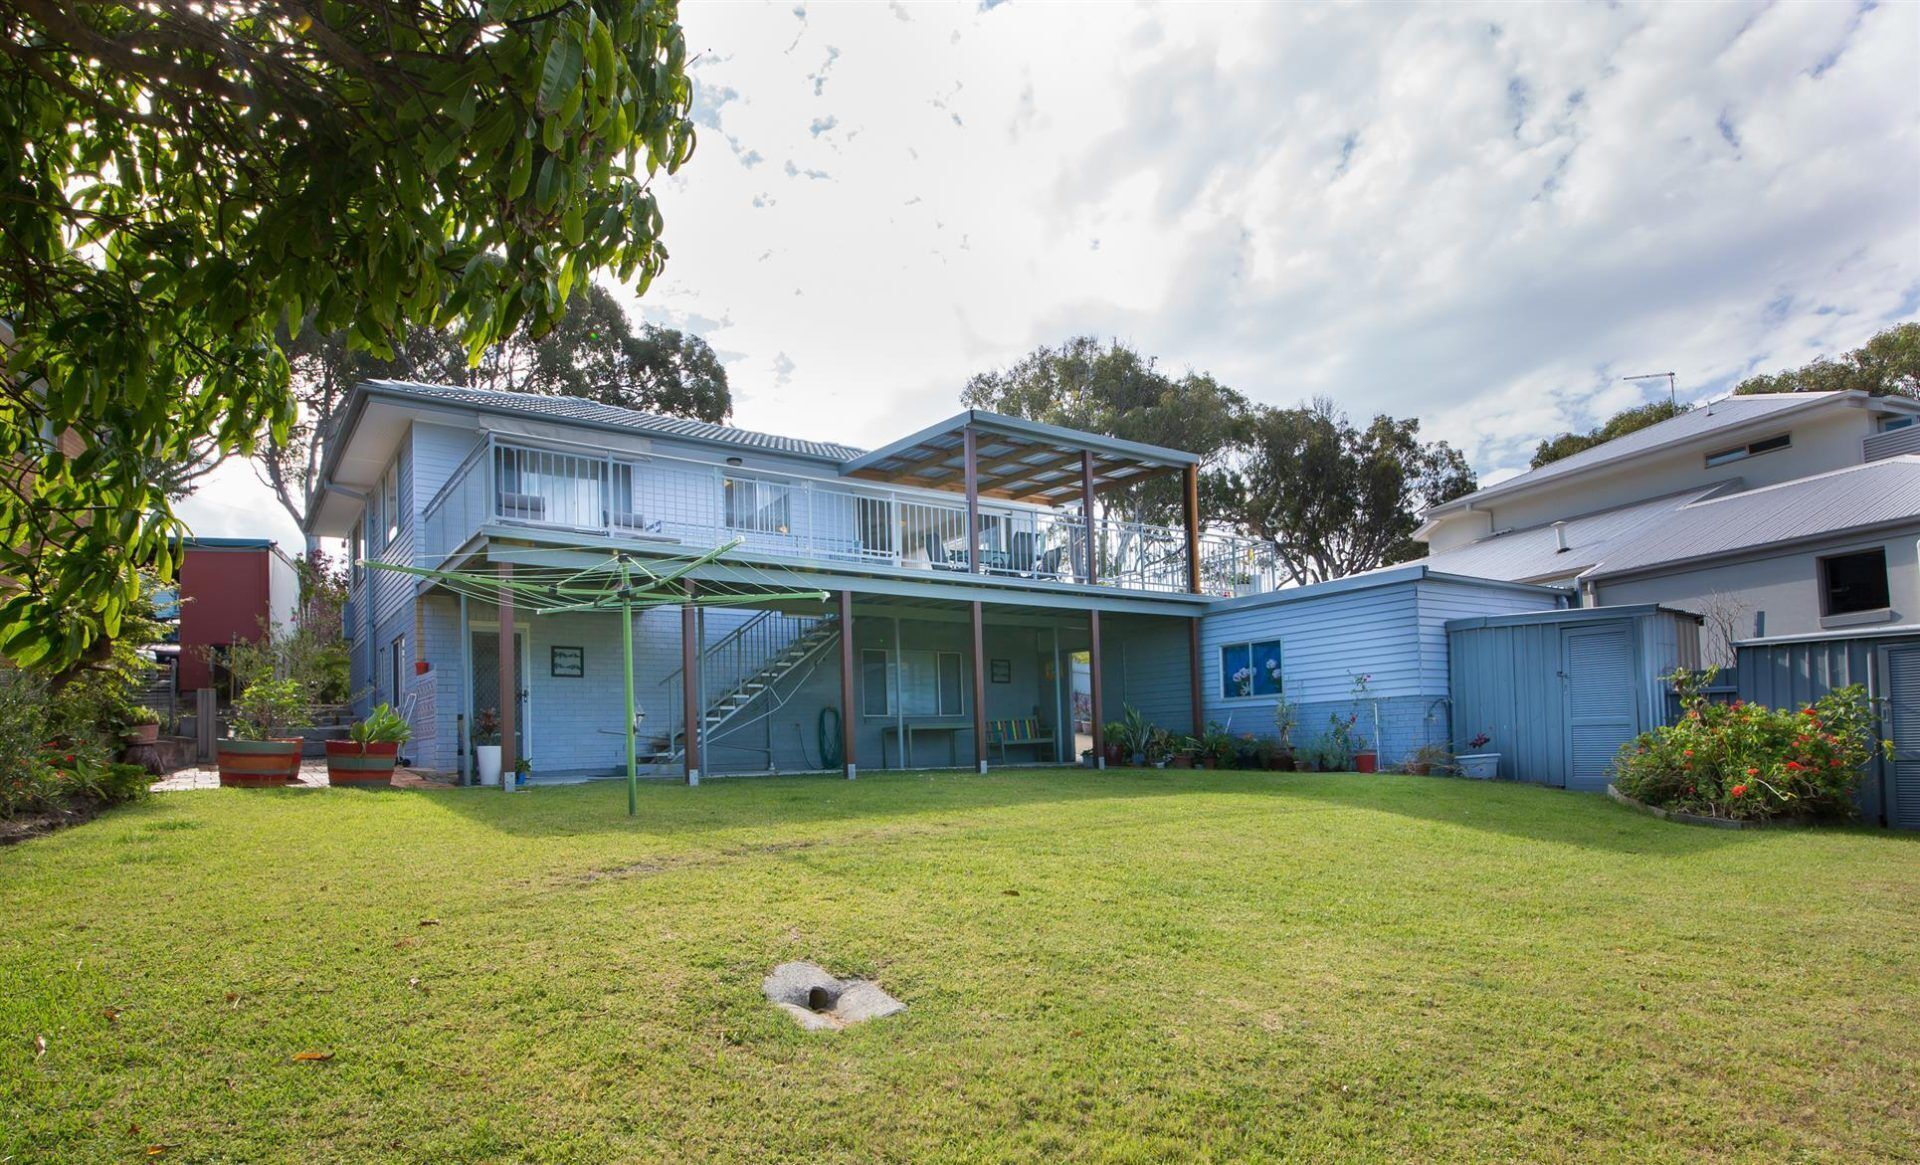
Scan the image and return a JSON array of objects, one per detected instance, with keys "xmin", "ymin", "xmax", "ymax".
[
  {"xmin": 499, "ymin": 491, "xmax": 547, "ymax": 521},
  {"xmin": 986, "ymin": 716, "xmax": 1056, "ymax": 762},
  {"xmin": 880, "ymin": 720, "xmax": 972, "ymax": 767}
]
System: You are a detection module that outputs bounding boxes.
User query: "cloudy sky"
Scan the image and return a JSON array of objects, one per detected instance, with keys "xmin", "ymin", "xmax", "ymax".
[{"xmin": 182, "ymin": 0, "xmax": 1919, "ymax": 544}]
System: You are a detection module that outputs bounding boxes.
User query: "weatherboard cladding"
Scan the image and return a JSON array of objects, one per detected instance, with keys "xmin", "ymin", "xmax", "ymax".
[
  {"xmin": 365, "ymin": 379, "xmax": 866, "ymax": 462},
  {"xmin": 1590, "ymin": 455, "xmax": 1920, "ymax": 578}
]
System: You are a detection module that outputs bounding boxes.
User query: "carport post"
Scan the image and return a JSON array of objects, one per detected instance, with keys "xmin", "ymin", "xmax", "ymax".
[
  {"xmin": 622, "ymin": 582, "xmax": 637, "ymax": 817},
  {"xmin": 682, "ymin": 580, "xmax": 701, "ymax": 786},
  {"xmin": 1088, "ymin": 608, "xmax": 1105, "ymax": 769},
  {"xmin": 498, "ymin": 561, "xmax": 516, "ymax": 793}
]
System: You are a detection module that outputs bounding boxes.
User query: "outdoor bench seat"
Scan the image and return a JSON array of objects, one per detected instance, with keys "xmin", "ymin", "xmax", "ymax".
[{"xmin": 986, "ymin": 717, "xmax": 1056, "ymax": 763}]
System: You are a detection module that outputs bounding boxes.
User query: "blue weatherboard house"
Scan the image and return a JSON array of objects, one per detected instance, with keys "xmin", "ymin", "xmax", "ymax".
[{"xmin": 306, "ymin": 381, "xmax": 1563, "ymax": 783}]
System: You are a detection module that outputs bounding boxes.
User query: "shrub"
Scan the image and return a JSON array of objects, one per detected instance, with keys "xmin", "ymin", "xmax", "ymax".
[
  {"xmin": 230, "ymin": 678, "xmax": 309, "ymax": 740},
  {"xmin": 1614, "ymin": 674, "xmax": 1888, "ymax": 822},
  {"xmin": 351, "ymin": 703, "xmax": 412, "ymax": 745}
]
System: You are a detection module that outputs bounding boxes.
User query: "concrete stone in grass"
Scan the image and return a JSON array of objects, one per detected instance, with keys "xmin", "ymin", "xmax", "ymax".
[{"xmin": 762, "ymin": 961, "xmax": 905, "ymax": 1030}]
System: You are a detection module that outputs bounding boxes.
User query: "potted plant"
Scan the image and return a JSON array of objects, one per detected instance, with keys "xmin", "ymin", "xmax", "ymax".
[
  {"xmin": 1168, "ymin": 735, "xmax": 1198, "ymax": 769},
  {"xmin": 217, "ymin": 678, "xmax": 307, "ymax": 787},
  {"xmin": 1456, "ymin": 732, "xmax": 1499, "ymax": 779},
  {"xmin": 1102, "ymin": 721, "xmax": 1127, "ymax": 767},
  {"xmin": 513, "ymin": 756, "xmax": 533, "ymax": 787},
  {"xmin": 1271, "ymin": 695, "xmax": 1297, "ymax": 770},
  {"xmin": 1119, "ymin": 706, "xmax": 1152, "ymax": 766},
  {"xmin": 326, "ymin": 703, "xmax": 410, "ymax": 786},
  {"xmin": 1145, "ymin": 726, "xmax": 1173, "ymax": 768},
  {"xmin": 1199, "ymin": 723, "xmax": 1237, "ymax": 770},
  {"xmin": 472, "ymin": 709, "xmax": 503, "ymax": 787},
  {"xmin": 1403, "ymin": 742, "xmax": 1453, "ymax": 776},
  {"xmin": 1353, "ymin": 735, "xmax": 1378, "ymax": 774},
  {"xmin": 124, "ymin": 706, "xmax": 162, "ymax": 746}
]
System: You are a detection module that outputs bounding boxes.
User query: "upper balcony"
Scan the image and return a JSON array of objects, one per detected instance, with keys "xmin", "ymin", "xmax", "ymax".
[{"xmin": 422, "ymin": 431, "xmax": 1283, "ymax": 599}]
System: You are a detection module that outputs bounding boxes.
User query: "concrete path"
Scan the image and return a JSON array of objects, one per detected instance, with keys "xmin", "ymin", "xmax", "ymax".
[{"xmin": 152, "ymin": 762, "xmax": 451, "ymax": 792}]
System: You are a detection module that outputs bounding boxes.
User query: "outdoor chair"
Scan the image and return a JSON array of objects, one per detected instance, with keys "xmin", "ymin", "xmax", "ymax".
[
  {"xmin": 498, "ymin": 492, "xmax": 547, "ymax": 521},
  {"xmin": 986, "ymin": 717, "xmax": 1056, "ymax": 763}
]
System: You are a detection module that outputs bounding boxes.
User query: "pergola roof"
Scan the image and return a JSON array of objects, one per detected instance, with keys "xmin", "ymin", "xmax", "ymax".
[{"xmin": 838, "ymin": 410, "xmax": 1198, "ymax": 505}]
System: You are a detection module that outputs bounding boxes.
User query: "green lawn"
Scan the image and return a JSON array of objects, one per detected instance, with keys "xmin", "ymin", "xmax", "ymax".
[{"xmin": 4, "ymin": 771, "xmax": 1918, "ymax": 1163}]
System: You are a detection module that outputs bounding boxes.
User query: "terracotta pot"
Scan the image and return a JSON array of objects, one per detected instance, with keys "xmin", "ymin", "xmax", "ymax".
[
  {"xmin": 126, "ymin": 723, "xmax": 160, "ymax": 745},
  {"xmin": 1355, "ymin": 750, "xmax": 1378, "ymax": 774},
  {"xmin": 1170, "ymin": 754, "xmax": 1193, "ymax": 770},
  {"xmin": 1407, "ymin": 762, "xmax": 1431, "ymax": 776},
  {"xmin": 1267, "ymin": 753, "xmax": 1292, "ymax": 771},
  {"xmin": 217, "ymin": 738, "xmax": 302, "ymax": 787},
  {"xmin": 324, "ymin": 739, "xmax": 398, "ymax": 786}
]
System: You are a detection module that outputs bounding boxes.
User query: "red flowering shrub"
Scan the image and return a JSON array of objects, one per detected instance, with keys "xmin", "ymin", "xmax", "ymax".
[{"xmin": 1614, "ymin": 674, "xmax": 1888, "ymax": 822}]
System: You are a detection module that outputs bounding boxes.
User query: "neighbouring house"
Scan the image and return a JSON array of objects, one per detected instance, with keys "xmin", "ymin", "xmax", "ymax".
[
  {"xmin": 171, "ymin": 538, "xmax": 302, "ymax": 695},
  {"xmin": 303, "ymin": 381, "xmax": 1550, "ymax": 782},
  {"xmin": 1409, "ymin": 390, "xmax": 1920, "ymax": 663}
]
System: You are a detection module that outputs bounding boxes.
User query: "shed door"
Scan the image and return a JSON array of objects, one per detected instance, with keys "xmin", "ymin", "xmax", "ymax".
[
  {"xmin": 1883, "ymin": 645, "xmax": 1920, "ymax": 830},
  {"xmin": 1561, "ymin": 624, "xmax": 1638, "ymax": 793}
]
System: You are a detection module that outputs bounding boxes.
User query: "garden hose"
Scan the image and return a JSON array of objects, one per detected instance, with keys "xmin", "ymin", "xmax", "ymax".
[{"xmin": 818, "ymin": 706, "xmax": 843, "ymax": 771}]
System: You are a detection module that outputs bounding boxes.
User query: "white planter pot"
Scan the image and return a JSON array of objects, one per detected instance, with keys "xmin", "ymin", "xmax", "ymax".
[
  {"xmin": 475, "ymin": 744, "xmax": 503, "ymax": 787},
  {"xmin": 1457, "ymin": 752, "xmax": 1500, "ymax": 780}
]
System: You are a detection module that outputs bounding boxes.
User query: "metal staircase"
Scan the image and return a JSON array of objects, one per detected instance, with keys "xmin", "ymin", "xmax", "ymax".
[{"xmin": 640, "ymin": 611, "xmax": 841, "ymax": 770}]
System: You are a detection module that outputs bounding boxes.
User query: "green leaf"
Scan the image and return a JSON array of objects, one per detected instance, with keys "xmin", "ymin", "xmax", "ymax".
[{"xmin": 536, "ymin": 36, "xmax": 585, "ymax": 117}]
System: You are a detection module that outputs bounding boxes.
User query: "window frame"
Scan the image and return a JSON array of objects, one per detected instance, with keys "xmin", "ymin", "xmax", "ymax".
[
  {"xmin": 723, "ymin": 475, "xmax": 792, "ymax": 534},
  {"xmin": 381, "ymin": 464, "xmax": 400, "ymax": 546},
  {"xmin": 860, "ymin": 648, "xmax": 891, "ymax": 717},
  {"xmin": 1819, "ymin": 547, "xmax": 1891, "ymax": 617},
  {"xmin": 1220, "ymin": 638, "xmax": 1284, "ymax": 700},
  {"xmin": 1704, "ymin": 431, "xmax": 1791, "ymax": 468},
  {"xmin": 390, "ymin": 632, "xmax": 406, "ymax": 703}
]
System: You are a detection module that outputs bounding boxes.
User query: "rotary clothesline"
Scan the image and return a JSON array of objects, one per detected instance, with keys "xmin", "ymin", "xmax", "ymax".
[{"xmin": 362, "ymin": 540, "xmax": 830, "ymax": 816}]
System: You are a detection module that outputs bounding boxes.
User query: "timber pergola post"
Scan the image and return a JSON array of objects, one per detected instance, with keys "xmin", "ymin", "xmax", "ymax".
[
  {"xmin": 963, "ymin": 424, "xmax": 982, "ymax": 574},
  {"xmin": 1081, "ymin": 450, "xmax": 1098, "ymax": 586},
  {"xmin": 839, "ymin": 589, "xmax": 857, "ymax": 779},
  {"xmin": 498, "ymin": 560, "xmax": 516, "ymax": 793},
  {"xmin": 1183, "ymin": 463, "xmax": 1205, "ymax": 736},
  {"xmin": 971, "ymin": 600, "xmax": 988, "ymax": 773}
]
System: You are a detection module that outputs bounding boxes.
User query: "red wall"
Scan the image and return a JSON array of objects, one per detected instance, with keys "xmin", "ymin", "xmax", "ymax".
[{"xmin": 176, "ymin": 547, "xmax": 273, "ymax": 692}]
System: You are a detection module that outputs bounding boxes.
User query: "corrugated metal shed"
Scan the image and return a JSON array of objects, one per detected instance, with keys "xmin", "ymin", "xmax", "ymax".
[
  {"xmin": 365, "ymin": 380, "xmax": 866, "ymax": 462},
  {"xmin": 1447, "ymin": 605, "xmax": 1702, "ymax": 790},
  {"xmin": 1734, "ymin": 626, "xmax": 1920, "ymax": 827},
  {"xmin": 1591, "ymin": 456, "xmax": 1920, "ymax": 578}
]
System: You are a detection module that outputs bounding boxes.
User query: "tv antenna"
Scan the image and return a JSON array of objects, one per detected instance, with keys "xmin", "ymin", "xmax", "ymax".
[{"xmin": 1623, "ymin": 371, "xmax": 1677, "ymax": 406}]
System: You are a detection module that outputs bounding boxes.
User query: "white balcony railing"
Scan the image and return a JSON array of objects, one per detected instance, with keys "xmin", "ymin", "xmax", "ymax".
[{"xmin": 422, "ymin": 434, "xmax": 1283, "ymax": 597}]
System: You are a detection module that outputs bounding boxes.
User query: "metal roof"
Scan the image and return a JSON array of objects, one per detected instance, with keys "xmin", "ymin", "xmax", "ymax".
[
  {"xmin": 838, "ymin": 409, "xmax": 1198, "ymax": 505},
  {"xmin": 1590, "ymin": 455, "xmax": 1920, "ymax": 578},
  {"xmin": 362, "ymin": 380, "xmax": 866, "ymax": 462},
  {"xmin": 1413, "ymin": 486, "xmax": 1728, "ymax": 583},
  {"xmin": 1428, "ymin": 392, "xmax": 1861, "ymax": 516}
]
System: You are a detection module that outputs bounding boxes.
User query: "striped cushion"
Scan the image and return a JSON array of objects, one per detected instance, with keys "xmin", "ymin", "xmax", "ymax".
[{"xmin": 988, "ymin": 718, "xmax": 1048, "ymax": 742}]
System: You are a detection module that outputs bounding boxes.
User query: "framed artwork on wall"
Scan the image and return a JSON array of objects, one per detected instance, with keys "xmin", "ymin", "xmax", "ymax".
[
  {"xmin": 989, "ymin": 658, "xmax": 1012, "ymax": 684},
  {"xmin": 550, "ymin": 646, "xmax": 585, "ymax": 678}
]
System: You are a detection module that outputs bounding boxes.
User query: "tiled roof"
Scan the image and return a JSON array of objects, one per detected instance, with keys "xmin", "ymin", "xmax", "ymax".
[{"xmin": 363, "ymin": 380, "xmax": 866, "ymax": 462}]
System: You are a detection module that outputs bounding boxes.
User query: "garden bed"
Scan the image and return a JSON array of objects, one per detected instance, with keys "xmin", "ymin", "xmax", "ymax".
[{"xmin": 1605, "ymin": 784, "xmax": 1804, "ymax": 831}]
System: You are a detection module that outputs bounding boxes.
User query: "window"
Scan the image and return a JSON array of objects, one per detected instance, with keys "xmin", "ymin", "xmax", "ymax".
[
  {"xmin": 381, "ymin": 465, "xmax": 400, "ymax": 546},
  {"xmin": 724, "ymin": 476, "xmax": 791, "ymax": 533},
  {"xmin": 390, "ymin": 633, "xmax": 406, "ymax": 702},
  {"xmin": 1820, "ymin": 548, "xmax": 1890, "ymax": 616},
  {"xmin": 1880, "ymin": 416, "xmax": 1916, "ymax": 433},
  {"xmin": 1220, "ymin": 639, "xmax": 1283, "ymax": 699},
  {"xmin": 861, "ymin": 649, "xmax": 891, "ymax": 716},
  {"xmin": 1704, "ymin": 432, "xmax": 1791, "ymax": 468},
  {"xmin": 896, "ymin": 649, "xmax": 963, "ymax": 716},
  {"xmin": 348, "ymin": 527, "xmax": 363, "ymax": 584}
]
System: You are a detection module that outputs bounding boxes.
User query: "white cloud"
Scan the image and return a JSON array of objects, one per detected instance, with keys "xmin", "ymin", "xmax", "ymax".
[{"xmin": 182, "ymin": 0, "xmax": 1917, "ymax": 539}]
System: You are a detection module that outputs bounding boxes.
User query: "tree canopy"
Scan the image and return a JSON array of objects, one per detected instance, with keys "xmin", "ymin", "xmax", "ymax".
[
  {"xmin": 1223, "ymin": 399, "xmax": 1477, "ymax": 586},
  {"xmin": 1732, "ymin": 322, "xmax": 1919, "ymax": 399},
  {"xmin": 1531, "ymin": 399, "xmax": 1691, "ymax": 469},
  {"xmin": 959, "ymin": 337, "xmax": 1250, "ymax": 526},
  {"xmin": 0, "ymin": 1, "xmax": 696, "ymax": 673},
  {"xmin": 261, "ymin": 283, "xmax": 729, "ymax": 533}
]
